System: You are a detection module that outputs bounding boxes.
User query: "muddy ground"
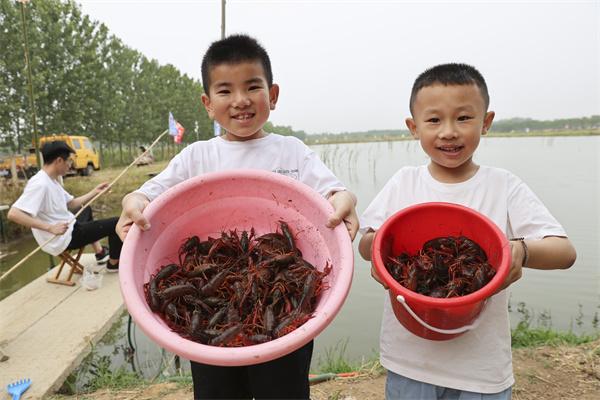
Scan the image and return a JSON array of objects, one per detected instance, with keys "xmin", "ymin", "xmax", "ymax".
[{"xmin": 51, "ymin": 339, "xmax": 599, "ymax": 400}]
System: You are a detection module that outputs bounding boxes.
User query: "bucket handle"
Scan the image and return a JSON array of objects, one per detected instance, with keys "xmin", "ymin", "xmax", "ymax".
[{"xmin": 396, "ymin": 295, "xmax": 486, "ymax": 335}]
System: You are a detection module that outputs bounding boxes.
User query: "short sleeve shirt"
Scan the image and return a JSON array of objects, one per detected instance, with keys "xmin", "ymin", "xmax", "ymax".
[
  {"xmin": 360, "ymin": 165, "xmax": 566, "ymax": 393},
  {"xmin": 137, "ymin": 134, "xmax": 345, "ymax": 201},
  {"xmin": 12, "ymin": 170, "xmax": 75, "ymax": 256}
]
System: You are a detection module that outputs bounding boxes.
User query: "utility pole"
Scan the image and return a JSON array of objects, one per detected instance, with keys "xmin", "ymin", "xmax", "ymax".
[
  {"xmin": 18, "ymin": 0, "xmax": 41, "ymax": 169},
  {"xmin": 221, "ymin": 0, "xmax": 226, "ymax": 39},
  {"xmin": 212, "ymin": 0, "xmax": 226, "ymax": 137}
]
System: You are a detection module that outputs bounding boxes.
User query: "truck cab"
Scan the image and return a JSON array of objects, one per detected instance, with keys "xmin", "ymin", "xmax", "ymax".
[{"xmin": 39, "ymin": 135, "xmax": 100, "ymax": 176}]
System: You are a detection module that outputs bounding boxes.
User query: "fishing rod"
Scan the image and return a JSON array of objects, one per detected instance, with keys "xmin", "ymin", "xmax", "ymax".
[{"xmin": 0, "ymin": 129, "xmax": 169, "ymax": 283}]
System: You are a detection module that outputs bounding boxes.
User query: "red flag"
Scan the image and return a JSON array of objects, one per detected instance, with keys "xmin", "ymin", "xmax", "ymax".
[{"xmin": 174, "ymin": 121, "xmax": 185, "ymax": 144}]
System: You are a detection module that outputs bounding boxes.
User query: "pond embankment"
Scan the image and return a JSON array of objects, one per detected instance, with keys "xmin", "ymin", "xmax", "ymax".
[{"xmin": 48, "ymin": 339, "xmax": 600, "ymax": 400}]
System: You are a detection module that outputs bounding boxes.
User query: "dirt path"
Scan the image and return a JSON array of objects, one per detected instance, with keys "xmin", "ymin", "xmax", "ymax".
[{"xmin": 51, "ymin": 339, "xmax": 600, "ymax": 400}]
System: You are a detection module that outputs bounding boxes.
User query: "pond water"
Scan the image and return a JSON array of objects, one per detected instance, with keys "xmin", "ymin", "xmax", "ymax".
[
  {"xmin": 1, "ymin": 136, "xmax": 598, "ymax": 380},
  {"xmin": 311, "ymin": 135, "xmax": 599, "ymax": 364}
]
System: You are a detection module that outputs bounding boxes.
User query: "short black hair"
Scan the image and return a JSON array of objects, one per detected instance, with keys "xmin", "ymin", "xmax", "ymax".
[
  {"xmin": 409, "ymin": 63, "xmax": 490, "ymax": 115},
  {"xmin": 201, "ymin": 34, "xmax": 273, "ymax": 95},
  {"xmin": 41, "ymin": 141, "xmax": 74, "ymax": 165}
]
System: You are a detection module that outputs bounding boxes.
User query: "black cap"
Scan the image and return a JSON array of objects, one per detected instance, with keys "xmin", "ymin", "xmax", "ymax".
[{"xmin": 41, "ymin": 141, "xmax": 75, "ymax": 160}]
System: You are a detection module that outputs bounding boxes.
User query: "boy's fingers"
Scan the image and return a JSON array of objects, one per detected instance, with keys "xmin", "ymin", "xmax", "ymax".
[
  {"xmin": 326, "ymin": 213, "xmax": 343, "ymax": 228},
  {"xmin": 326, "ymin": 206, "xmax": 359, "ymax": 242},
  {"xmin": 344, "ymin": 219, "xmax": 358, "ymax": 241},
  {"xmin": 129, "ymin": 209, "xmax": 150, "ymax": 231},
  {"xmin": 326, "ymin": 192, "xmax": 350, "ymax": 226},
  {"xmin": 496, "ymin": 264, "xmax": 523, "ymax": 293},
  {"xmin": 371, "ymin": 265, "xmax": 388, "ymax": 289},
  {"xmin": 116, "ymin": 210, "xmax": 150, "ymax": 241}
]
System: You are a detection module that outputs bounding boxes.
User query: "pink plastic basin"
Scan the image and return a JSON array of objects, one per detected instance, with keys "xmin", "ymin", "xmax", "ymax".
[{"xmin": 119, "ymin": 169, "xmax": 354, "ymax": 366}]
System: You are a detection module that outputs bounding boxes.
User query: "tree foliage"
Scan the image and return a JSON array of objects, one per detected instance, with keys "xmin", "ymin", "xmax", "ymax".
[
  {"xmin": 490, "ymin": 116, "xmax": 600, "ymax": 132},
  {"xmin": 0, "ymin": 0, "xmax": 211, "ymax": 162},
  {"xmin": 1, "ymin": 1, "xmax": 595, "ymax": 159}
]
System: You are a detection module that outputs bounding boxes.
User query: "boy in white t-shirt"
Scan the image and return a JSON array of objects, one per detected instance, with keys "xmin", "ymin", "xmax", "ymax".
[
  {"xmin": 116, "ymin": 34, "xmax": 358, "ymax": 399},
  {"xmin": 358, "ymin": 63, "xmax": 576, "ymax": 399}
]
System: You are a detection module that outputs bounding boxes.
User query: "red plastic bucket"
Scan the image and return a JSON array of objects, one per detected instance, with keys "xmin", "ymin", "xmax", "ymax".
[{"xmin": 372, "ymin": 202, "xmax": 511, "ymax": 340}]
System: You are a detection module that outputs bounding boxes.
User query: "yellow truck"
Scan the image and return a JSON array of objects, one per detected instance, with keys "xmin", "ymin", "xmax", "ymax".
[
  {"xmin": 38, "ymin": 135, "xmax": 100, "ymax": 176},
  {"xmin": 0, "ymin": 134, "xmax": 101, "ymax": 178},
  {"xmin": 0, "ymin": 148, "xmax": 38, "ymax": 179}
]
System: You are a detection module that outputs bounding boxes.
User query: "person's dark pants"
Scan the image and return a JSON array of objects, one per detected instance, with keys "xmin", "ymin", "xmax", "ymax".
[
  {"xmin": 66, "ymin": 206, "xmax": 122, "ymax": 259},
  {"xmin": 191, "ymin": 340, "xmax": 313, "ymax": 399}
]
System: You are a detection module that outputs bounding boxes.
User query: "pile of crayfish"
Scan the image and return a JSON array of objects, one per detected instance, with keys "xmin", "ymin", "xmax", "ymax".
[
  {"xmin": 144, "ymin": 221, "xmax": 330, "ymax": 347},
  {"xmin": 385, "ymin": 236, "xmax": 496, "ymax": 298}
]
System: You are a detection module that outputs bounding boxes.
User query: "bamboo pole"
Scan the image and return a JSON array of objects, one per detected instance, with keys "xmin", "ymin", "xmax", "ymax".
[{"xmin": 0, "ymin": 129, "xmax": 169, "ymax": 283}]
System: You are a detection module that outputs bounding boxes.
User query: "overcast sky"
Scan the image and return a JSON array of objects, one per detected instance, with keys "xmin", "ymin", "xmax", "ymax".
[{"xmin": 78, "ymin": 0, "xmax": 600, "ymax": 134}]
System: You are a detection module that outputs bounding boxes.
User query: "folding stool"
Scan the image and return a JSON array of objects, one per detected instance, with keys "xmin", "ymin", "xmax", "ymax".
[{"xmin": 46, "ymin": 247, "xmax": 85, "ymax": 286}]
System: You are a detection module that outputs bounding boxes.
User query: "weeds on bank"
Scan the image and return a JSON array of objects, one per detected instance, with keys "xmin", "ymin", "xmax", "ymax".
[
  {"xmin": 510, "ymin": 301, "xmax": 600, "ymax": 348},
  {"xmin": 316, "ymin": 339, "xmax": 355, "ymax": 373},
  {"xmin": 56, "ymin": 312, "xmax": 144, "ymax": 396},
  {"xmin": 85, "ymin": 356, "xmax": 142, "ymax": 392},
  {"xmin": 314, "ymin": 338, "xmax": 384, "ymax": 376},
  {"xmin": 56, "ymin": 352, "xmax": 144, "ymax": 396}
]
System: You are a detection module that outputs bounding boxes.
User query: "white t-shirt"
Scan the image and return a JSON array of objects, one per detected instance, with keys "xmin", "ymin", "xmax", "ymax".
[
  {"xmin": 137, "ymin": 134, "xmax": 345, "ymax": 201},
  {"xmin": 12, "ymin": 170, "xmax": 75, "ymax": 256},
  {"xmin": 360, "ymin": 165, "xmax": 566, "ymax": 393}
]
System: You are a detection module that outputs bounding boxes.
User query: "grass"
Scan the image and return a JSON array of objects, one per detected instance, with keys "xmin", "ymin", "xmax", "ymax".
[
  {"xmin": 511, "ymin": 324, "xmax": 598, "ymax": 348},
  {"xmin": 315, "ymin": 339, "xmax": 356, "ymax": 374},
  {"xmin": 55, "ymin": 350, "xmax": 145, "ymax": 396},
  {"xmin": 313, "ymin": 338, "xmax": 384, "ymax": 377},
  {"xmin": 510, "ymin": 302, "xmax": 600, "ymax": 348},
  {"xmin": 54, "ymin": 312, "xmax": 141, "ymax": 395},
  {"xmin": 84, "ymin": 357, "xmax": 142, "ymax": 392}
]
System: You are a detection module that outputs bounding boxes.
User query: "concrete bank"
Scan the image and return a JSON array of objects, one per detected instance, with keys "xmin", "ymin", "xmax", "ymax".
[{"xmin": 0, "ymin": 254, "xmax": 124, "ymax": 399}]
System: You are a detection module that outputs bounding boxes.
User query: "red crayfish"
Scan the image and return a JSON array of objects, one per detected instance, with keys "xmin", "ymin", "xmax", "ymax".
[
  {"xmin": 385, "ymin": 235, "xmax": 496, "ymax": 298},
  {"xmin": 143, "ymin": 221, "xmax": 331, "ymax": 347}
]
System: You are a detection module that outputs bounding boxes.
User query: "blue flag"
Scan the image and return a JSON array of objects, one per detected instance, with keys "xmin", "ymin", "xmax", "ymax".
[
  {"xmin": 214, "ymin": 121, "xmax": 221, "ymax": 137},
  {"xmin": 168, "ymin": 112, "xmax": 178, "ymax": 136}
]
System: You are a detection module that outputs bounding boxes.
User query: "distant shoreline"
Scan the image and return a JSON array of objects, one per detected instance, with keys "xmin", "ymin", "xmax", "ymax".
[{"xmin": 305, "ymin": 129, "xmax": 600, "ymax": 145}]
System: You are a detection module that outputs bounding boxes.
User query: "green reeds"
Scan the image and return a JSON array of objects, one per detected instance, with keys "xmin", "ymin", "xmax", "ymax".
[
  {"xmin": 510, "ymin": 301, "xmax": 600, "ymax": 348},
  {"xmin": 314, "ymin": 338, "xmax": 383, "ymax": 376}
]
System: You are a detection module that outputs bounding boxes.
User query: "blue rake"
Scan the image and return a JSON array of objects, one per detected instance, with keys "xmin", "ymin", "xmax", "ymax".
[{"xmin": 6, "ymin": 378, "xmax": 31, "ymax": 400}]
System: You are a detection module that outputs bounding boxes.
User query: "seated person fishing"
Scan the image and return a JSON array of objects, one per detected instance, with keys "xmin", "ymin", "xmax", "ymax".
[{"xmin": 8, "ymin": 141, "xmax": 121, "ymax": 271}]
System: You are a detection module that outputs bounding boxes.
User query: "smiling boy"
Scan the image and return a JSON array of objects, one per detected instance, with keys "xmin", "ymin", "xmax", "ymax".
[
  {"xmin": 406, "ymin": 83, "xmax": 494, "ymax": 183},
  {"xmin": 358, "ymin": 63, "xmax": 576, "ymax": 399},
  {"xmin": 201, "ymin": 60, "xmax": 277, "ymax": 141},
  {"xmin": 117, "ymin": 34, "xmax": 358, "ymax": 399}
]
